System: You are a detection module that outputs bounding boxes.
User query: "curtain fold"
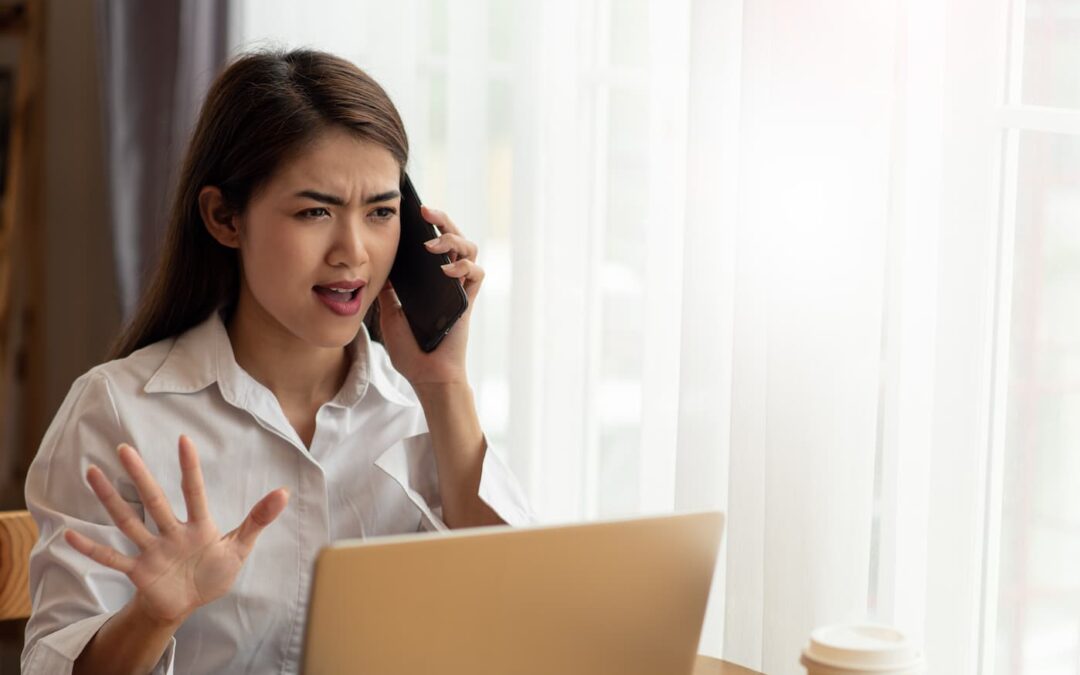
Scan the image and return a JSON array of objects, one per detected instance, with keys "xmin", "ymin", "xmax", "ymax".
[
  {"xmin": 720, "ymin": 3, "xmax": 900, "ymax": 671},
  {"xmin": 96, "ymin": 0, "xmax": 228, "ymax": 320}
]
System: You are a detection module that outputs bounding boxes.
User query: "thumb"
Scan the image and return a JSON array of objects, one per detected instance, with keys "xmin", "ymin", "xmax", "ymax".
[
  {"xmin": 230, "ymin": 488, "xmax": 289, "ymax": 555},
  {"xmin": 377, "ymin": 284, "xmax": 409, "ymax": 338},
  {"xmin": 378, "ymin": 282, "xmax": 402, "ymax": 315}
]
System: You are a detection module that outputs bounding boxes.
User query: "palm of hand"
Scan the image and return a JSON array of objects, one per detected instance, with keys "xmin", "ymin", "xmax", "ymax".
[
  {"xmin": 378, "ymin": 293, "xmax": 471, "ymax": 386},
  {"xmin": 128, "ymin": 523, "xmax": 243, "ymax": 622},
  {"xmin": 64, "ymin": 436, "xmax": 289, "ymax": 625}
]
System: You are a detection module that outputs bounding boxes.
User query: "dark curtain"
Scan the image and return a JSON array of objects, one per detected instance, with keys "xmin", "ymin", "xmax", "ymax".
[{"xmin": 96, "ymin": 0, "xmax": 229, "ymax": 319}]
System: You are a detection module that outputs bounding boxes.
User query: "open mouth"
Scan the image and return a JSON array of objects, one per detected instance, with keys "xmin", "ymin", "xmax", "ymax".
[{"xmin": 313, "ymin": 286, "xmax": 360, "ymax": 302}]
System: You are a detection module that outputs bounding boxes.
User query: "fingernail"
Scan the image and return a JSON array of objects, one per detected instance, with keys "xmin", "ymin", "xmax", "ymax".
[
  {"xmin": 441, "ymin": 263, "xmax": 455, "ymax": 271},
  {"xmin": 424, "ymin": 238, "xmax": 440, "ymax": 248}
]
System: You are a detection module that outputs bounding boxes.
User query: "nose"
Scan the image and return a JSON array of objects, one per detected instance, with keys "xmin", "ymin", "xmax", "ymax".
[{"xmin": 326, "ymin": 216, "xmax": 370, "ymax": 269}]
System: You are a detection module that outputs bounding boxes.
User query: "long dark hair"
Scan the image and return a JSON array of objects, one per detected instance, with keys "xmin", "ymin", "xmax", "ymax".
[{"xmin": 107, "ymin": 49, "xmax": 408, "ymax": 360}]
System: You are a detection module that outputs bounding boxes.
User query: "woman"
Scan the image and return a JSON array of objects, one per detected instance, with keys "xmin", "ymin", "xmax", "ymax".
[{"xmin": 21, "ymin": 49, "xmax": 532, "ymax": 674}]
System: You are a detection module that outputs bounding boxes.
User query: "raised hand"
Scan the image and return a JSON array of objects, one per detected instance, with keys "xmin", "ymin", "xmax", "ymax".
[
  {"xmin": 378, "ymin": 204, "xmax": 482, "ymax": 387},
  {"xmin": 65, "ymin": 435, "xmax": 289, "ymax": 625}
]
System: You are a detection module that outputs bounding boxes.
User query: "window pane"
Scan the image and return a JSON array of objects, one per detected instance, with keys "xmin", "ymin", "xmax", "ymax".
[
  {"xmin": 424, "ymin": 71, "xmax": 448, "ymax": 206},
  {"xmin": 598, "ymin": 425, "xmax": 641, "ymax": 515},
  {"xmin": 428, "ymin": 0, "xmax": 448, "ymax": 56},
  {"xmin": 488, "ymin": 79, "xmax": 514, "ymax": 240},
  {"xmin": 609, "ymin": 0, "xmax": 649, "ymax": 69},
  {"xmin": 604, "ymin": 87, "xmax": 649, "ymax": 269},
  {"xmin": 596, "ymin": 84, "xmax": 649, "ymax": 518},
  {"xmin": 996, "ymin": 130, "xmax": 1080, "ymax": 674},
  {"xmin": 488, "ymin": 0, "xmax": 515, "ymax": 65},
  {"xmin": 473, "ymin": 78, "xmax": 516, "ymax": 450},
  {"xmin": 1022, "ymin": 0, "xmax": 1080, "ymax": 108}
]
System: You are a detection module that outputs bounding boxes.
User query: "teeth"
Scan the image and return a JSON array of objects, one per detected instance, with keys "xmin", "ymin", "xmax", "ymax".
[{"xmin": 327, "ymin": 287, "xmax": 354, "ymax": 293}]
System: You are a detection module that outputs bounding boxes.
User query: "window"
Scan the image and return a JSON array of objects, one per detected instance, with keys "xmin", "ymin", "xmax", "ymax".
[
  {"xmin": 230, "ymin": 1, "xmax": 1080, "ymax": 670},
  {"xmin": 231, "ymin": 0, "xmax": 712, "ymax": 652},
  {"xmin": 991, "ymin": 2, "xmax": 1080, "ymax": 672}
]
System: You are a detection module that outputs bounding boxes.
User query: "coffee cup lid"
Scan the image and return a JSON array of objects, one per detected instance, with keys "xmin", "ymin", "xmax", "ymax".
[{"xmin": 802, "ymin": 624, "xmax": 922, "ymax": 671}]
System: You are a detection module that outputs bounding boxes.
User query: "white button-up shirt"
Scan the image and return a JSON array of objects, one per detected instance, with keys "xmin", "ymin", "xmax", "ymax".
[{"xmin": 21, "ymin": 309, "xmax": 533, "ymax": 674}]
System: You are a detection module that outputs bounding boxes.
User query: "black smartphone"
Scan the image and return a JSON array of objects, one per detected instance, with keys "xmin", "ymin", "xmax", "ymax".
[{"xmin": 387, "ymin": 173, "xmax": 468, "ymax": 352}]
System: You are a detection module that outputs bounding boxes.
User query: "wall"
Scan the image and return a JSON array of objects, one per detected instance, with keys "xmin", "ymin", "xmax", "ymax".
[{"xmin": 40, "ymin": 0, "xmax": 120, "ymax": 442}]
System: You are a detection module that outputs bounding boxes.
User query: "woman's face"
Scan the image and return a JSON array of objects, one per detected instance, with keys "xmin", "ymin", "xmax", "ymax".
[{"xmin": 234, "ymin": 126, "xmax": 401, "ymax": 349}]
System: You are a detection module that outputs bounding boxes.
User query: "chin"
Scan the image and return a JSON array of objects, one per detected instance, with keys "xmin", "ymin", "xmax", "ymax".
[
  {"xmin": 283, "ymin": 307, "xmax": 359, "ymax": 349},
  {"xmin": 308, "ymin": 323, "xmax": 363, "ymax": 350}
]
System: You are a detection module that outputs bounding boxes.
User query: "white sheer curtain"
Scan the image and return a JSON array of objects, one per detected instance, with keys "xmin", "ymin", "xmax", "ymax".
[
  {"xmin": 723, "ymin": 0, "xmax": 896, "ymax": 669},
  {"xmin": 229, "ymin": 1, "xmax": 1017, "ymax": 673}
]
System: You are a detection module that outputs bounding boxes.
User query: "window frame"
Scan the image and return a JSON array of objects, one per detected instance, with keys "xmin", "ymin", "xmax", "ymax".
[{"xmin": 981, "ymin": 1, "xmax": 1080, "ymax": 673}]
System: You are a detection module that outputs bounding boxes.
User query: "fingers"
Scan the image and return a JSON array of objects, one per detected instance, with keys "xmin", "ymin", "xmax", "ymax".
[
  {"xmin": 420, "ymin": 204, "xmax": 461, "ymax": 236},
  {"xmin": 118, "ymin": 444, "xmax": 180, "ymax": 535},
  {"xmin": 424, "ymin": 232, "xmax": 477, "ymax": 263},
  {"xmin": 441, "ymin": 259, "xmax": 485, "ymax": 302},
  {"xmin": 421, "ymin": 206, "xmax": 472, "ymax": 263},
  {"xmin": 65, "ymin": 528, "xmax": 137, "ymax": 575},
  {"xmin": 85, "ymin": 465, "xmax": 155, "ymax": 550},
  {"xmin": 178, "ymin": 435, "xmax": 211, "ymax": 523},
  {"xmin": 230, "ymin": 488, "xmax": 290, "ymax": 555}
]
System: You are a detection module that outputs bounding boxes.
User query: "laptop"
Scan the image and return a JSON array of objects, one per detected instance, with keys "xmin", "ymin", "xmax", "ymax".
[{"xmin": 300, "ymin": 510, "xmax": 724, "ymax": 675}]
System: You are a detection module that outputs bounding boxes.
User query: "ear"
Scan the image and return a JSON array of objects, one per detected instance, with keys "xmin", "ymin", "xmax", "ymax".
[{"xmin": 199, "ymin": 186, "xmax": 241, "ymax": 249}]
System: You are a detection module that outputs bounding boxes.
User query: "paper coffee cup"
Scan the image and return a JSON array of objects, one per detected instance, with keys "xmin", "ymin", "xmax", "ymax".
[{"xmin": 800, "ymin": 624, "xmax": 924, "ymax": 674}]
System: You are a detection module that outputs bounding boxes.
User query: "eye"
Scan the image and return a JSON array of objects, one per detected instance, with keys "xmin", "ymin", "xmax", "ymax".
[
  {"xmin": 371, "ymin": 207, "xmax": 397, "ymax": 221},
  {"xmin": 298, "ymin": 207, "xmax": 331, "ymax": 219}
]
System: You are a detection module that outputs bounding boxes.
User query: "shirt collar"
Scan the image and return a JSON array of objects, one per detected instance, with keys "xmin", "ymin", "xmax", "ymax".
[{"xmin": 143, "ymin": 308, "xmax": 416, "ymax": 409}]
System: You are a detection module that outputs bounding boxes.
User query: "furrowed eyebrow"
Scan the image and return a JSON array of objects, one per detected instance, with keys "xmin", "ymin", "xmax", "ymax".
[
  {"xmin": 362, "ymin": 190, "xmax": 401, "ymax": 205},
  {"xmin": 295, "ymin": 190, "xmax": 345, "ymax": 206},
  {"xmin": 294, "ymin": 189, "xmax": 401, "ymax": 206}
]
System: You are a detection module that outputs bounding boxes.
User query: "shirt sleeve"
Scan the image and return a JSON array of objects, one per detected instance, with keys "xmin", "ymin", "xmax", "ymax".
[
  {"xmin": 374, "ymin": 433, "xmax": 535, "ymax": 532},
  {"xmin": 21, "ymin": 371, "xmax": 176, "ymax": 675}
]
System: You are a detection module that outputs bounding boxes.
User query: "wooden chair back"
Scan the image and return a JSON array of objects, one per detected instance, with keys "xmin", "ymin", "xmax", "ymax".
[{"xmin": 0, "ymin": 510, "xmax": 36, "ymax": 620}]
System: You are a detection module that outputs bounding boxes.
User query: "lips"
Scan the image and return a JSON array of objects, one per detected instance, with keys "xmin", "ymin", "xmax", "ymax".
[
  {"xmin": 312, "ymin": 278, "xmax": 366, "ymax": 316},
  {"xmin": 313, "ymin": 286, "xmax": 356, "ymax": 300},
  {"xmin": 314, "ymin": 279, "xmax": 366, "ymax": 291}
]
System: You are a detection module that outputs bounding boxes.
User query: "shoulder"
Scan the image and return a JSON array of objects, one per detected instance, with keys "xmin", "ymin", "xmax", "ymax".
[
  {"xmin": 44, "ymin": 336, "xmax": 176, "ymax": 434},
  {"xmin": 29, "ymin": 338, "xmax": 177, "ymax": 487},
  {"xmin": 80, "ymin": 336, "xmax": 178, "ymax": 401}
]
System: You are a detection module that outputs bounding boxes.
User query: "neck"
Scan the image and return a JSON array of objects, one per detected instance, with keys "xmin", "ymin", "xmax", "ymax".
[{"xmin": 224, "ymin": 288, "xmax": 350, "ymax": 410}]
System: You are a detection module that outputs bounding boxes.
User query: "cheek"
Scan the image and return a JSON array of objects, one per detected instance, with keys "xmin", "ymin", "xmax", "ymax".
[
  {"xmin": 242, "ymin": 224, "xmax": 312, "ymax": 290},
  {"xmin": 371, "ymin": 226, "xmax": 401, "ymax": 276}
]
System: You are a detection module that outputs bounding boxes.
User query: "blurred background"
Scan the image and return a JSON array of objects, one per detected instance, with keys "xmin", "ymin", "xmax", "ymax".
[{"xmin": 1, "ymin": 0, "xmax": 1078, "ymax": 673}]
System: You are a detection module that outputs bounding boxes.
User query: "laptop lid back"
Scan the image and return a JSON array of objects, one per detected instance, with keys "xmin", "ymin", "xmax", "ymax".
[{"xmin": 302, "ymin": 510, "xmax": 724, "ymax": 675}]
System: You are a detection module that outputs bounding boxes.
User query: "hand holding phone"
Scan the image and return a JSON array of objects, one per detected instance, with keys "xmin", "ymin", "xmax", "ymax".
[{"xmin": 387, "ymin": 174, "xmax": 469, "ymax": 352}]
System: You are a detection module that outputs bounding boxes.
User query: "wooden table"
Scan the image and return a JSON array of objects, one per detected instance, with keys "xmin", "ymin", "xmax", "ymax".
[{"xmin": 694, "ymin": 654, "xmax": 763, "ymax": 674}]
